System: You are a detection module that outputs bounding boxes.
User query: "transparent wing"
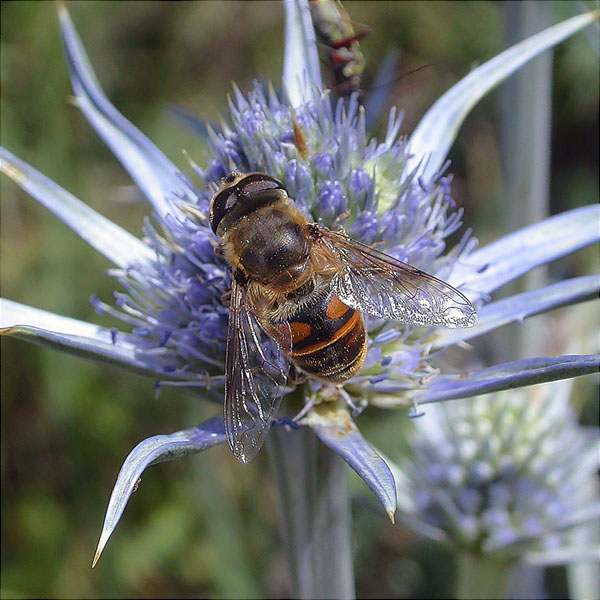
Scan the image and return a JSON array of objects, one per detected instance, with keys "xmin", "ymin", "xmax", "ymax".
[
  {"xmin": 314, "ymin": 226, "xmax": 477, "ymax": 328},
  {"xmin": 224, "ymin": 278, "xmax": 290, "ymax": 463}
]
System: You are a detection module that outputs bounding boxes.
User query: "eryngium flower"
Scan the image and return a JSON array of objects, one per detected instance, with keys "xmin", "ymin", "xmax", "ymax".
[
  {"xmin": 1, "ymin": 1, "xmax": 598, "ymax": 564},
  {"xmin": 397, "ymin": 380, "xmax": 600, "ymax": 560},
  {"xmin": 93, "ymin": 85, "xmax": 473, "ymax": 397}
]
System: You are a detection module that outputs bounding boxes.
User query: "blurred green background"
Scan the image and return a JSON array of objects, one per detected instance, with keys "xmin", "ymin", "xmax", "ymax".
[{"xmin": 1, "ymin": 1, "xmax": 598, "ymax": 598}]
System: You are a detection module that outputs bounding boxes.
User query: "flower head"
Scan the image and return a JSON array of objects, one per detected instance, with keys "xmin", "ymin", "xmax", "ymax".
[
  {"xmin": 403, "ymin": 381, "xmax": 600, "ymax": 559},
  {"xmin": 99, "ymin": 82, "xmax": 471, "ymax": 404}
]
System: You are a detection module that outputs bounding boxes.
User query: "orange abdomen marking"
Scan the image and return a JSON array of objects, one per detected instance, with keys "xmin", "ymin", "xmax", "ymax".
[
  {"xmin": 289, "ymin": 321, "xmax": 312, "ymax": 344},
  {"xmin": 278, "ymin": 286, "xmax": 367, "ymax": 383},
  {"xmin": 326, "ymin": 295, "xmax": 350, "ymax": 319},
  {"xmin": 290, "ymin": 310, "xmax": 360, "ymax": 356},
  {"xmin": 291, "ymin": 308, "xmax": 366, "ymax": 383}
]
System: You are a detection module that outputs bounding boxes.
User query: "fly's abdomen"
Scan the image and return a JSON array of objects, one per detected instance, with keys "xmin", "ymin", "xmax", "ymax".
[{"xmin": 285, "ymin": 288, "xmax": 367, "ymax": 383}]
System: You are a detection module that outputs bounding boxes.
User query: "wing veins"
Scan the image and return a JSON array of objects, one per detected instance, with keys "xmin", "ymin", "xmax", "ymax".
[
  {"xmin": 223, "ymin": 278, "xmax": 290, "ymax": 463},
  {"xmin": 314, "ymin": 226, "xmax": 477, "ymax": 327}
]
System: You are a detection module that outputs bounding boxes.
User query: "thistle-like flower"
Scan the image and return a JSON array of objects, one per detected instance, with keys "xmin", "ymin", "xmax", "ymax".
[
  {"xmin": 399, "ymin": 380, "xmax": 600, "ymax": 559},
  {"xmin": 1, "ymin": 1, "xmax": 598, "ymax": 570}
]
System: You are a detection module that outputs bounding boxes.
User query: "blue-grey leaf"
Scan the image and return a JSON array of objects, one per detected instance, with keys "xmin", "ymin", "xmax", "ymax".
[
  {"xmin": 58, "ymin": 3, "xmax": 198, "ymax": 221},
  {"xmin": 283, "ymin": 0, "xmax": 323, "ymax": 108},
  {"xmin": 416, "ymin": 354, "xmax": 600, "ymax": 405},
  {"xmin": 0, "ymin": 299, "xmax": 223, "ymax": 388},
  {"xmin": 434, "ymin": 275, "xmax": 600, "ymax": 349},
  {"xmin": 0, "ymin": 298, "xmax": 154, "ymax": 374},
  {"xmin": 305, "ymin": 402, "xmax": 397, "ymax": 521},
  {"xmin": 450, "ymin": 205, "xmax": 600, "ymax": 298},
  {"xmin": 93, "ymin": 417, "xmax": 226, "ymax": 567},
  {"xmin": 406, "ymin": 10, "xmax": 599, "ymax": 181},
  {"xmin": 0, "ymin": 147, "xmax": 152, "ymax": 268}
]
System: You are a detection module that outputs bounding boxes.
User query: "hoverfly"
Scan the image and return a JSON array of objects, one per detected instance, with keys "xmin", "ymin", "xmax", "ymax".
[{"xmin": 210, "ymin": 172, "xmax": 477, "ymax": 462}]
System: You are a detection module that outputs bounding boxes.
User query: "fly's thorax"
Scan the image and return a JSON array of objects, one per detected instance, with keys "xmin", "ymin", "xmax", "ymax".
[{"xmin": 222, "ymin": 204, "xmax": 312, "ymax": 290}]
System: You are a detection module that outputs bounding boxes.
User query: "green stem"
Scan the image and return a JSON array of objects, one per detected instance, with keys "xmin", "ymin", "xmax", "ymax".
[
  {"xmin": 268, "ymin": 427, "xmax": 355, "ymax": 600},
  {"xmin": 456, "ymin": 553, "xmax": 513, "ymax": 600}
]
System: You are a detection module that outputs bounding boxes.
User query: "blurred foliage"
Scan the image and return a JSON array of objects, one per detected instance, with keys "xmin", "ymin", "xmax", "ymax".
[{"xmin": 1, "ymin": 1, "xmax": 598, "ymax": 598}]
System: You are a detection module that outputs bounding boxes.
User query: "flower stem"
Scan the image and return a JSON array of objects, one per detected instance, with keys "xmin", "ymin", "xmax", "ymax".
[
  {"xmin": 455, "ymin": 553, "xmax": 513, "ymax": 600},
  {"xmin": 269, "ymin": 427, "xmax": 355, "ymax": 600},
  {"xmin": 498, "ymin": 0, "xmax": 552, "ymax": 358}
]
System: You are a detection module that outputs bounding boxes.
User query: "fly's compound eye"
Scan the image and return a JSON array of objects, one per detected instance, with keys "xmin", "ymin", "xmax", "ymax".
[
  {"xmin": 211, "ymin": 173, "xmax": 288, "ymax": 235},
  {"xmin": 210, "ymin": 190, "xmax": 238, "ymax": 234}
]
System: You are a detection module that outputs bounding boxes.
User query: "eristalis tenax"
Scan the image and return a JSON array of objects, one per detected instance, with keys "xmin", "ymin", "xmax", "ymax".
[{"xmin": 209, "ymin": 171, "xmax": 477, "ymax": 462}]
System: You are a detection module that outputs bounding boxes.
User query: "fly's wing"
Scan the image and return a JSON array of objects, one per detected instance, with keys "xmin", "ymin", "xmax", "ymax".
[
  {"xmin": 224, "ymin": 278, "xmax": 291, "ymax": 463},
  {"xmin": 313, "ymin": 226, "xmax": 477, "ymax": 328}
]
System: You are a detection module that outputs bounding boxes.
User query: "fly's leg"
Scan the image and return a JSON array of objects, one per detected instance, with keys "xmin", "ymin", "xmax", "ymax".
[
  {"xmin": 338, "ymin": 387, "xmax": 367, "ymax": 417},
  {"xmin": 291, "ymin": 398, "xmax": 316, "ymax": 424}
]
